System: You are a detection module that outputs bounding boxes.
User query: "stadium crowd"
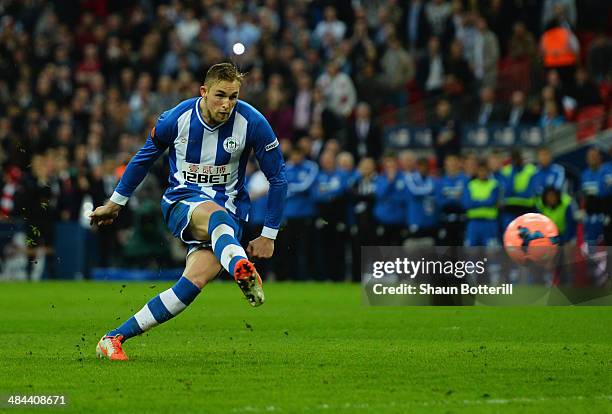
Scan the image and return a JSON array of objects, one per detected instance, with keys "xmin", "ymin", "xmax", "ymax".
[{"xmin": 0, "ymin": 0, "xmax": 611, "ymax": 281}]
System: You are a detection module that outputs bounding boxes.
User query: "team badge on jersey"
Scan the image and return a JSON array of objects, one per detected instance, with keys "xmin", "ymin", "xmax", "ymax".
[{"xmin": 223, "ymin": 136, "xmax": 239, "ymax": 154}]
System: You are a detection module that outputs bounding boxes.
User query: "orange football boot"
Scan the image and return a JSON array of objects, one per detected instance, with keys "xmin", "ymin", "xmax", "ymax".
[{"xmin": 234, "ymin": 259, "xmax": 265, "ymax": 307}]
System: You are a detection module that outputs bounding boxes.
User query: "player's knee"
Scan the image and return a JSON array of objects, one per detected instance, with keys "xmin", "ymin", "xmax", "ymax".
[
  {"xmin": 189, "ymin": 202, "xmax": 226, "ymax": 240},
  {"xmin": 184, "ymin": 264, "xmax": 222, "ymax": 289},
  {"xmin": 184, "ymin": 248, "xmax": 223, "ymax": 288}
]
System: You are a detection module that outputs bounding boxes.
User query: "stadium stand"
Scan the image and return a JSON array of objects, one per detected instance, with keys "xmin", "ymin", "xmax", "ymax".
[{"xmin": 0, "ymin": 0, "xmax": 610, "ymax": 282}]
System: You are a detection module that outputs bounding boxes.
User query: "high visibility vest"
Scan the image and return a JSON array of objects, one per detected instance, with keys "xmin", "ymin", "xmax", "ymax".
[
  {"xmin": 536, "ymin": 193, "xmax": 571, "ymax": 235},
  {"xmin": 541, "ymin": 27, "xmax": 577, "ymax": 67},
  {"xmin": 502, "ymin": 164, "xmax": 537, "ymax": 207},
  {"xmin": 466, "ymin": 179, "xmax": 498, "ymax": 220}
]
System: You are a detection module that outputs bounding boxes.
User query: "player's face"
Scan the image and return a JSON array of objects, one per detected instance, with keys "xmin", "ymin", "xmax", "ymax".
[{"xmin": 201, "ymin": 80, "xmax": 240, "ymax": 124}]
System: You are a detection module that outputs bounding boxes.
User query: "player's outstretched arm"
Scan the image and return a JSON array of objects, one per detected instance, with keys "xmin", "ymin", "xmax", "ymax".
[{"xmin": 89, "ymin": 200, "xmax": 122, "ymax": 227}]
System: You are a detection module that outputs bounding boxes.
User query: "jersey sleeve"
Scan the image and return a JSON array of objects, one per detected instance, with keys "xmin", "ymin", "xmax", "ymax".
[
  {"xmin": 250, "ymin": 116, "xmax": 288, "ymax": 239},
  {"xmin": 110, "ymin": 112, "xmax": 174, "ymax": 205}
]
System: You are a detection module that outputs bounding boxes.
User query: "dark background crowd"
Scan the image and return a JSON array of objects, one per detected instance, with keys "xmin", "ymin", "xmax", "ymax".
[{"xmin": 0, "ymin": 0, "xmax": 611, "ymax": 282}]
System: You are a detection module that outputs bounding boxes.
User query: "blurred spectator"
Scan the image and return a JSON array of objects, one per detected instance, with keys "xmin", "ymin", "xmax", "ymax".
[
  {"xmin": 500, "ymin": 149, "xmax": 538, "ymax": 229},
  {"xmin": 226, "ymin": 13, "xmax": 261, "ymax": 54},
  {"xmin": 602, "ymin": 147, "xmax": 612, "ymax": 247},
  {"xmin": 264, "ymin": 87, "xmax": 293, "ymax": 141},
  {"xmin": 542, "ymin": 0, "xmax": 577, "ymax": 30},
  {"xmin": 312, "ymin": 150, "xmax": 350, "ymax": 281},
  {"xmin": 536, "ymin": 187, "xmax": 576, "ymax": 245},
  {"xmin": 417, "ymin": 36, "xmax": 445, "ymax": 97},
  {"xmin": 403, "ymin": 0, "xmax": 431, "ymax": 52},
  {"xmin": 507, "ymin": 22, "xmax": 537, "ymax": 62},
  {"xmin": 487, "ymin": 150, "xmax": 506, "ymax": 183},
  {"xmin": 398, "ymin": 150, "xmax": 417, "ymax": 174},
  {"xmin": 19, "ymin": 155, "xmax": 55, "ymax": 277},
  {"xmin": 473, "ymin": 17, "xmax": 500, "ymax": 88},
  {"xmin": 531, "ymin": 147, "xmax": 566, "ymax": 195},
  {"xmin": 540, "ymin": 100, "xmax": 565, "ymax": 128},
  {"xmin": 404, "ymin": 157, "xmax": 437, "ymax": 239},
  {"xmin": 441, "ymin": 0, "xmax": 464, "ymax": 50},
  {"xmin": 435, "ymin": 154, "xmax": 469, "ymax": 245},
  {"xmin": 315, "ymin": 59, "xmax": 357, "ymax": 120},
  {"xmin": 379, "ymin": 35, "xmax": 414, "ymax": 108},
  {"xmin": 1, "ymin": 166, "xmax": 23, "ymax": 219},
  {"xmin": 425, "ymin": 0, "xmax": 451, "ymax": 38},
  {"xmin": 540, "ymin": 18, "xmax": 579, "ymax": 86},
  {"xmin": 473, "ymin": 87, "xmax": 503, "ymax": 125},
  {"xmin": 463, "ymin": 159, "xmax": 501, "ymax": 247},
  {"xmin": 580, "ymin": 147, "xmax": 605, "ymax": 247},
  {"xmin": 587, "ymin": 33, "xmax": 612, "ymax": 82},
  {"xmin": 374, "ymin": 154, "xmax": 405, "ymax": 245},
  {"xmin": 176, "ymin": 8, "xmax": 200, "ymax": 47},
  {"xmin": 336, "ymin": 152, "xmax": 355, "ymax": 175},
  {"xmin": 346, "ymin": 102, "xmax": 381, "ymax": 162},
  {"xmin": 569, "ymin": 67, "xmax": 603, "ymax": 110},
  {"xmin": 75, "ymin": 43, "xmax": 101, "ymax": 86},
  {"xmin": 277, "ymin": 147, "xmax": 318, "ymax": 281},
  {"xmin": 431, "ymin": 99, "xmax": 461, "ymax": 169},
  {"xmin": 349, "ymin": 157, "xmax": 378, "ymax": 281},
  {"xmin": 313, "ymin": 6, "xmax": 346, "ymax": 50},
  {"xmin": 292, "ymin": 72, "xmax": 313, "ymax": 138},
  {"xmin": 482, "ymin": 0, "xmax": 513, "ymax": 55},
  {"xmin": 505, "ymin": 90, "xmax": 538, "ymax": 127},
  {"xmin": 443, "ymin": 40, "xmax": 473, "ymax": 99}
]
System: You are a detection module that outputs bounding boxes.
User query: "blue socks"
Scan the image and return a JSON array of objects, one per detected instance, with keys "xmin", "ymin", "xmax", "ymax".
[
  {"xmin": 107, "ymin": 276, "xmax": 201, "ymax": 341},
  {"xmin": 208, "ymin": 210, "xmax": 248, "ymax": 277}
]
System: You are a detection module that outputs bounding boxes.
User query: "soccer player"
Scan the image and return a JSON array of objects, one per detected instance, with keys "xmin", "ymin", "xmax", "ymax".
[{"xmin": 91, "ymin": 63, "xmax": 287, "ymax": 361}]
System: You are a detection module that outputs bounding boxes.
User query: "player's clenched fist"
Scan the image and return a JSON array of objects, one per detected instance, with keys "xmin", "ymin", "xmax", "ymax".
[
  {"xmin": 247, "ymin": 236, "xmax": 275, "ymax": 259},
  {"xmin": 89, "ymin": 201, "xmax": 122, "ymax": 227}
]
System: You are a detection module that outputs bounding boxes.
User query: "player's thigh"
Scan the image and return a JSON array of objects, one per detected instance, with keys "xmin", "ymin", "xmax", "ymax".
[
  {"xmin": 183, "ymin": 248, "xmax": 222, "ymax": 289},
  {"xmin": 188, "ymin": 201, "xmax": 227, "ymax": 241}
]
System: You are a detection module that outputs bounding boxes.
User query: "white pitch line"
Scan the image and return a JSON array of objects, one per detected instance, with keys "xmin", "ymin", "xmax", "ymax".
[{"xmin": 231, "ymin": 395, "xmax": 612, "ymax": 412}]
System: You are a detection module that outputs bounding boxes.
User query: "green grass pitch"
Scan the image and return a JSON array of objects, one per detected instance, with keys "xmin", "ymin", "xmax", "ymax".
[{"xmin": 1, "ymin": 281, "xmax": 611, "ymax": 413}]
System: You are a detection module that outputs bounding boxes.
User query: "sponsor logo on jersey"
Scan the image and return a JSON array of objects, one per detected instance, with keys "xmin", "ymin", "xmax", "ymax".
[
  {"xmin": 181, "ymin": 164, "xmax": 231, "ymax": 185},
  {"xmin": 265, "ymin": 138, "xmax": 279, "ymax": 151},
  {"xmin": 223, "ymin": 136, "xmax": 239, "ymax": 153}
]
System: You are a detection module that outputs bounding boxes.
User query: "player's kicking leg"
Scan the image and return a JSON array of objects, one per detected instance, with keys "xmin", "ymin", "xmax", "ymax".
[
  {"xmin": 97, "ymin": 201, "xmax": 262, "ymax": 360},
  {"xmin": 188, "ymin": 201, "xmax": 264, "ymax": 307},
  {"xmin": 97, "ymin": 248, "xmax": 221, "ymax": 360}
]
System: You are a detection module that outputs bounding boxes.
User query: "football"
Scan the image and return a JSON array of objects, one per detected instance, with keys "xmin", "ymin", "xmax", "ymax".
[{"xmin": 503, "ymin": 213, "xmax": 560, "ymax": 265}]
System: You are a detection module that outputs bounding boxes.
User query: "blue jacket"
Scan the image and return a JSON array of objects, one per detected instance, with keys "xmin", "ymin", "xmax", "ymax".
[
  {"xmin": 601, "ymin": 161, "xmax": 612, "ymax": 197},
  {"xmin": 404, "ymin": 172, "xmax": 437, "ymax": 230},
  {"xmin": 531, "ymin": 163, "xmax": 566, "ymax": 195},
  {"xmin": 312, "ymin": 169, "xmax": 351, "ymax": 202},
  {"xmin": 284, "ymin": 159, "xmax": 318, "ymax": 219},
  {"xmin": 581, "ymin": 167, "xmax": 604, "ymax": 198},
  {"xmin": 435, "ymin": 173, "xmax": 469, "ymax": 221},
  {"xmin": 373, "ymin": 174, "xmax": 405, "ymax": 225}
]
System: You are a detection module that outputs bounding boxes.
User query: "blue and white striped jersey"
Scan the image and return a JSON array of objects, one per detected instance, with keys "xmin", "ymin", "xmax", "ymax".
[{"xmin": 110, "ymin": 97, "xmax": 287, "ymax": 239}]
